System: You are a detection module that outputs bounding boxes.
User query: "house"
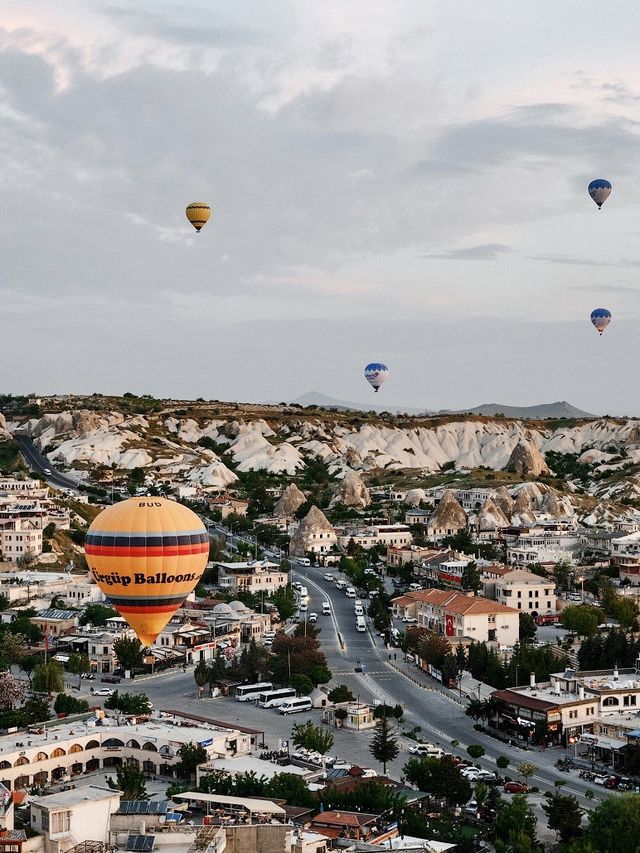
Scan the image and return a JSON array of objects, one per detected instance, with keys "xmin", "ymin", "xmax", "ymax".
[
  {"xmin": 214, "ymin": 560, "xmax": 288, "ymax": 595},
  {"xmin": 30, "ymin": 785, "xmax": 121, "ymax": 853},
  {"xmin": 308, "ymin": 810, "xmax": 380, "ymax": 841},
  {"xmin": 492, "ymin": 568, "xmax": 557, "ymax": 617},
  {"xmin": 336, "ymin": 525, "xmax": 412, "ymax": 551},
  {"xmin": 289, "ymin": 506, "xmax": 337, "ymax": 557},
  {"xmin": 506, "ymin": 527, "xmax": 579, "ymax": 567},
  {"xmin": 611, "ymin": 531, "xmax": 640, "ymax": 584},
  {"xmin": 31, "ymin": 609, "xmax": 79, "ymax": 637},
  {"xmin": 387, "ymin": 545, "xmax": 449, "ymax": 568},
  {"xmin": 393, "ymin": 589, "xmax": 519, "ymax": 647},
  {"xmin": 209, "ymin": 495, "xmax": 249, "ymax": 519},
  {"xmin": 322, "ymin": 702, "xmax": 377, "ymax": 731},
  {"xmin": 404, "ymin": 509, "xmax": 431, "ymax": 527}
]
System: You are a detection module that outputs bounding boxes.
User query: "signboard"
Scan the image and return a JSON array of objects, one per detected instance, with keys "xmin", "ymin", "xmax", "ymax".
[
  {"xmin": 200, "ymin": 738, "xmax": 213, "ymax": 748},
  {"xmin": 194, "ymin": 641, "xmax": 217, "ymax": 653}
]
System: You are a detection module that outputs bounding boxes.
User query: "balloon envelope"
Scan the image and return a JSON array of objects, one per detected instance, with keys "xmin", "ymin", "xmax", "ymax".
[
  {"xmin": 85, "ymin": 497, "xmax": 209, "ymax": 646},
  {"xmin": 590, "ymin": 308, "xmax": 611, "ymax": 335},
  {"xmin": 185, "ymin": 202, "xmax": 211, "ymax": 232},
  {"xmin": 588, "ymin": 179, "xmax": 612, "ymax": 209},
  {"xmin": 364, "ymin": 362, "xmax": 389, "ymax": 392}
]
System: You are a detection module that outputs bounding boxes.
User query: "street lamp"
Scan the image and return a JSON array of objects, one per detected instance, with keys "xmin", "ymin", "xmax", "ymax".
[{"xmin": 578, "ymin": 575, "xmax": 584, "ymax": 603}]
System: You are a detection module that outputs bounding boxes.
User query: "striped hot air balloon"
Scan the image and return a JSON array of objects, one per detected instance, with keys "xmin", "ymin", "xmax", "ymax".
[
  {"xmin": 185, "ymin": 201, "xmax": 211, "ymax": 232},
  {"xmin": 85, "ymin": 498, "xmax": 209, "ymax": 646}
]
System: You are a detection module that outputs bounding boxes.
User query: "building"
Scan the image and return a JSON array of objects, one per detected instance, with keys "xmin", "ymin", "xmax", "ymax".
[
  {"xmin": 31, "ymin": 610, "xmax": 79, "ymax": 638},
  {"xmin": 0, "ymin": 520, "xmax": 43, "ymax": 563},
  {"xmin": 0, "ymin": 714, "xmax": 254, "ymax": 791},
  {"xmin": 387, "ymin": 545, "xmax": 448, "ymax": 568},
  {"xmin": 289, "ymin": 506, "xmax": 337, "ymax": 557},
  {"xmin": 393, "ymin": 589, "xmax": 519, "ymax": 647},
  {"xmin": 611, "ymin": 531, "xmax": 640, "ymax": 584},
  {"xmin": 30, "ymin": 786, "xmax": 121, "ymax": 853},
  {"xmin": 209, "ymin": 495, "xmax": 249, "ymax": 519},
  {"xmin": 506, "ymin": 528, "xmax": 579, "ymax": 567},
  {"xmin": 336, "ymin": 525, "xmax": 412, "ymax": 551},
  {"xmin": 322, "ymin": 702, "xmax": 377, "ymax": 731},
  {"xmin": 215, "ymin": 560, "xmax": 288, "ymax": 595},
  {"xmin": 404, "ymin": 509, "xmax": 431, "ymax": 527},
  {"xmin": 308, "ymin": 811, "xmax": 380, "ymax": 842},
  {"xmin": 491, "ymin": 568, "xmax": 557, "ymax": 616}
]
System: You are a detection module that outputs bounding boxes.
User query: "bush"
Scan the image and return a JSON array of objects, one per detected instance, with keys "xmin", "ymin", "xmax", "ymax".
[
  {"xmin": 328, "ymin": 684, "xmax": 354, "ymax": 703},
  {"xmin": 466, "ymin": 744, "xmax": 485, "ymax": 760},
  {"xmin": 496, "ymin": 755, "xmax": 510, "ymax": 769},
  {"xmin": 290, "ymin": 674, "xmax": 314, "ymax": 695},
  {"xmin": 54, "ymin": 693, "xmax": 89, "ymax": 715}
]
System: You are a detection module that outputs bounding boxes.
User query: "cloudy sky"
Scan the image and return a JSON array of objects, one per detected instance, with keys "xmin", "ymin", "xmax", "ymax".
[{"xmin": 2, "ymin": 1, "xmax": 640, "ymax": 414}]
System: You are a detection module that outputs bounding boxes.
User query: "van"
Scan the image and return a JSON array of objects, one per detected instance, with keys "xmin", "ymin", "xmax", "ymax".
[
  {"xmin": 335, "ymin": 580, "xmax": 347, "ymax": 590},
  {"xmin": 279, "ymin": 697, "xmax": 313, "ymax": 715},
  {"xmin": 298, "ymin": 558, "xmax": 311, "ymax": 567},
  {"xmin": 353, "ymin": 599, "xmax": 363, "ymax": 610},
  {"xmin": 356, "ymin": 615, "xmax": 366, "ymax": 632},
  {"xmin": 299, "ymin": 586, "xmax": 309, "ymax": 602},
  {"xmin": 409, "ymin": 583, "xmax": 423, "ymax": 592},
  {"xmin": 322, "ymin": 602, "xmax": 331, "ymax": 615},
  {"xmin": 354, "ymin": 604, "xmax": 364, "ymax": 617},
  {"xmin": 345, "ymin": 587, "xmax": 356, "ymax": 598}
]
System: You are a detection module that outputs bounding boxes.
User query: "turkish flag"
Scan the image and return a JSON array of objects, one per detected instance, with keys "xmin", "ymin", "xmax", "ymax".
[{"xmin": 445, "ymin": 614, "xmax": 454, "ymax": 637}]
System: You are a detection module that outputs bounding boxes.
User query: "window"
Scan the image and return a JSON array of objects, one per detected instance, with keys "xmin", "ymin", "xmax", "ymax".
[
  {"xmin": 41, "ymin": 811, "xmax": 49, "ymax": 831},
  {"xmin": 517, "ymin": 603, "xmax": 521, "ymax": 610},
  {"xmin": 517, "ymin": 591, "xmax": 521, "ymax": 598},
  {"xmin": 50, "ymin": 811, "xmax": 70, "ymax": 834}
]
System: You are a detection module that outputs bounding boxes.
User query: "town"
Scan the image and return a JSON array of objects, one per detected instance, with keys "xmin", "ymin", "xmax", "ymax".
[{"xmin": 0, "ymin": 396, "xmax": 639, "ymax": 851}]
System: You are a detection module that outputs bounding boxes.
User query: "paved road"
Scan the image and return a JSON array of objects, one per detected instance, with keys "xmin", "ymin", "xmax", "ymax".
[{"xmin": 14, "ymin": 434, "xmax": 80, "ymax": 492}]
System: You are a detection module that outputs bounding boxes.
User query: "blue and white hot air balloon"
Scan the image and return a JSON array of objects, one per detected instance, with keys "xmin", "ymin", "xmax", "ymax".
[
  {"xmin": 588, "ymin": 179, "xmax": 612, "ymax": 209},
  {"xmin": 590, "ymin": 308, "xmax": 611, "ymax": 335},
  {"xmin": 364, "ymin": 363, "xmax": 389, "ymax": 393}
]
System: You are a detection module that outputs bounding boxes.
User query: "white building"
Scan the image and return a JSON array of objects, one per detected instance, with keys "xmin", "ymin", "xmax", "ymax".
[
  {"xmin": 492, "ymin": 568, "xmax": 557, "ymax": 616},
  {"xmin": 215, "ymin": 560, "xmax": 288, "ymax": 595},
  {"xmin": 0, "ymin": 519, "xmax": 43, "ymax": 562},
  {"xmin": 336, "ymin": 524, "xmax": 412, "ymax": 550},
  {"xmin": 31, "ymin": 785, "xmax": 120, "ymax": 853},
  {"xmin": 611, "ymin": 531, "xmax": 640, "ymax": 584},
  {"xmin": 506, "ymin": 528, "xmax": 579, "ymax": 567}
]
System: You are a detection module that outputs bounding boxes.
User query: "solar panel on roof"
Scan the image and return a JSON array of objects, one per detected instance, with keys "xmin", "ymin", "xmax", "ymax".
[
  {"xmin": 120, "ymin": 802, "xmax": 167, "ymax": 815},
  {"xmin": 126, "ymin": 836, "xmax": 155, "ymax": 852}
]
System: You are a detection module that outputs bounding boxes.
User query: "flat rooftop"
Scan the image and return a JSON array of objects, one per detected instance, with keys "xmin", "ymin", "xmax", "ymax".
[
  {"xmin": 0, "ymin": 716, "xmax": 242, "ymax": 757},
  {"xmin": 32, "ymin": 785, "xmax": 117, "ymax": 809}
]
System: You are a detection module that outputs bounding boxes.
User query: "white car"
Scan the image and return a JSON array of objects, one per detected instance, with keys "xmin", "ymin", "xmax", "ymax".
[
  {"xmin": 324, "ymin": 573, "xmax": 336, "ymax": 582},
  {"xmin": 43, "ymin": 468, "xmax": 52, "ymax": 476},
  {"xmin": 309, "ymin": 613, "xmax": 318, "ymax": 623},
  {"xmin": 91, "ymin": 688, "xmax": 114, "ymax": 697},
  {"xmin": 402, "ymin": 617, "xmax": 418, "ymax": 624},
  {"xmin": 407, "ymin": 743, "xmax": 436, "ymax": 755},
  {"xmin": 299, "ymin": 603, "xmax": 308, "ymax": 612}
]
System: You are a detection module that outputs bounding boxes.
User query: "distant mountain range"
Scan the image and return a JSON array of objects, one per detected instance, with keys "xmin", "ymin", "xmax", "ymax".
[{"xmin": 284, "ymin": 392, "xmax": 595, "ymax": 419}]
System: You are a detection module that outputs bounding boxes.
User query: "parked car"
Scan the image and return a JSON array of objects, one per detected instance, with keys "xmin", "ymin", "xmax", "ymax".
[
  {"xmin": 299, "ymin": 603, "xmax": 308, "ymax": 612},
  {"xmin": 593, "ymin": 774, "xmax": 611, "ymax": 786},
  {"xmin": 91, "ymin": 687, "xmax": 114, "ymax": 697},
  {"xmin": 402, "ymin": 617, "xmax": 418, "ymax": 624},
  {"xmin": 464, "ymin": 801, "xmax": 478, "ymax": 816},
  {"xmin": 101, "ymin": 675, "xmax": 121, "ymax": 684},
  {"xmin": 309, "ymin": 613, "xmax": 318, "ymax": 623},
  {"xmin": 504, "ymin": 781, "xmax": 528, "ymax": 794},
  {"xmin": 324, "ymin": 573, "xmax": 336, "ymax": 582}
]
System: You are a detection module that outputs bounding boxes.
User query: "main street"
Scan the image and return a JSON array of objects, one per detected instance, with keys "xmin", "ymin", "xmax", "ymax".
[{"xmin": 14, "ymin": 434, "xmax": 80, "ymax": 493}]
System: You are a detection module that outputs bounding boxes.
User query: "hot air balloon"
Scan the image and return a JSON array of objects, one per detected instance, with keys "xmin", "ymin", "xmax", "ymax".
[
  {"xmin": 590, "ymin": 308, "xmax": 611, "ymax": 335},
  {"xmin": 85, "ymin": 497, "xmax": 209, "ymax": 646},
  {"xmin": 364, "ymin": 363, "xmax": 389, "ymax": 393},
  {"xmin": 588, "ymin": 179, "xmax": 612, "ymax": 209},
  {"xmin": 185, "ymin": 202, "xmax": 211, "ymax": 232}
]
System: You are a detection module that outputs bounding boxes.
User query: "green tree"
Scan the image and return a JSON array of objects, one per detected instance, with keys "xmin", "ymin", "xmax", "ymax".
[
  {"xmin": 461, "ymin": 561, "xmax": 481, "ymax": 592},
  {"xmin": 369, "ymin": 710, "xmax": 399, "ymax": 775},
  {"xmin": 403, "ymin": 755, "xmax": 471, "ymax": 807},
  {"xmin": 175, "ymin": 743, "xmax": 208, "ymax": 780},
  {"xmin": 516, "ymin": 761, "xmax": 538, "ymax": 787},
  {"xmin": 327, "ymin": 684, "xmax": 354, "ymax": 703},
  {"xmin": 194, "ymin": 661, "xmax": 209, "ymax": 697},
  {"xmin": 496, "ymin": 755, "xmax": 510, "ymax": 770},
  {"xmin": 518, "ymin": 612, "xmax": 537, "ymax": 642},
  {"xmin": 79, "ymin": 603, "xmax": 117, "ymax": 626},
  {"xmin": 552, "ymin": 558, "xmax": 572, "ymax": 592},
  {"xmin": 107, "ymin": 763, "xmax": 149, "ymax": 800},
  {"xmin": 54, "ymin": 693, "xmax": 90, "ymax": 715},
  {"xmin": 585, "ymin": 793, "xmax": 640, "ymax": 852},
  {"xmin": 291, "ymin": 720, "xmax": 334, "ymax": 758},
  {"xmin": 33, "ymin": 660, "xmax": 64, "ymax": 695},
  {"xmin": 67, "ymin": 653, "xmax": 91, "ymax": 688},
  {"xmin": 561, "ymin": 605, "xmax": 600, "ymax": 637},
  {"xmin": 466, "ymin": 744, "xmax": 485, "ymax": 760},
  {"xmin": 113, "ymin": 636, "xmax": 145, "ymax": 671},
  {"xmin": 267, "ymin": 773, "xmax": 313, "ymax": 807},
  {"xmin": 494, "ymin": 794, "xmax": 537, "ymax": 853},
  {"xmin": 542, "ymin": 791, "xmax": 583, "ymax": 842},
  {"xmin": 418, "ymin": 632, "xmax": 451, "ymax": 669},
  {"xmin": 289, "ymin": 673, "xmax": 314, "ymax": 695},
  {"xmin": 272, "ymin": 585, "xmax": 297, "ymax": 621},
  {"xmin": 104, "ymin": 691, "xmax": 152, "ymax": 715}
]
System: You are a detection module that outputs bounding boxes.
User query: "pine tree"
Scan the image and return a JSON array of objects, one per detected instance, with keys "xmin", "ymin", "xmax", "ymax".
[{"xmin": 369, "ymin": 709, "xmax": 399, "ymax": 775}]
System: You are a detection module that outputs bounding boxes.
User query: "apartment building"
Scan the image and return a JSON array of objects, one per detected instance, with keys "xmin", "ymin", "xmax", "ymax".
[
  {"xmin": 506, "ymin": 528, "xmax": 579, "ymax": 567},
  {"xmin": 492, "ymin": 568, "xmax": 557, "ymax": 616},
  {"xmin": 610, "ymin": 531, "xmax": 640, "ymax": 584},
  {"xmin": 336, "ymin": 524, "xmax": 413, "ymax": 551},
  {"xmin": 393, "ymin": 589, "xmax": 519, "ymax": 647},
  {"xmin": 30, "ymin": 786, "xmax": 120, "ymax": 853},
  {"xmin": 0, "ymin": 519, "xmax": 43, "ymax": 563},
  {"xmin": 215, "ymin": 560, "xmax": 288, "ymax": 595}
]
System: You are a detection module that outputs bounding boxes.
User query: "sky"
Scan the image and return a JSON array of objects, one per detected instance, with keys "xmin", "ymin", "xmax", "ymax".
[{"xmin": 2, "ymin": 1, "xmax": 640, "ymax": 414}]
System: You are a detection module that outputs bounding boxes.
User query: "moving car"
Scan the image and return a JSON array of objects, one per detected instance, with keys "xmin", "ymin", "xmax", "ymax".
[
  {"xmin": 324, "ymin": 573, "xmax": 335, "ymax": 582},
  {"xmin": 309, "ymin": 612, "xmax": 318, "ymax": 623},
  {"xmin": 43, "ymin": 468, "xmax": 52, "ymax": 476},
  {"xmin": 407, "ymin": 743, "xmax": 437, "ymax": 755},
  {"xmin": 299, "ymin": 603, "xmax": 308, "ymax": 613},
  {"xmin": 322, "ymin": 602, "xmax": 331, "ymax": 615},
  {"xmin": 504, "ymin": 781, "xmax": 528, "ymax": 794},
  {"xmin": 91, "ymin": 688, "xmax": 114, "ymax": 697}
]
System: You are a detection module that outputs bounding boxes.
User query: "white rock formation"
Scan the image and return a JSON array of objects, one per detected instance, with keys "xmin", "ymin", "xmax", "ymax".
[
  {"xmin": 274, "ymin": 483, "xmax": 307, "ymax": 517},
  {"xmin": 494, "ymin": 486, "xmax": 515, "ymax": 517},
  {"xmin": 511, "ymin": 490, "xmax": 537, "ymax": 526},
  {"xmin": 476, "ymin": 497, "xmax": 510, "ymax": 530},
  {"xmin": 404, "ymin": 488, "xmax": 428, "ymax": 507},
  {"xmin": 505, "ymin": 438, "xmax": 550, "ymax": 477},
  {"xmin": 428, "ymin": 489, "xmax": 467, "ymax": 532},
  {"xmin": 330, "ymin": 470, "xmax": 371, "ymax": 509}
]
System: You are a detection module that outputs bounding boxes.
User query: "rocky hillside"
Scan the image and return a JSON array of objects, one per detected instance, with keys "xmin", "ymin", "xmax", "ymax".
[{"xmin": 3, "ymin": 396, "xmax": 640, "ymax": 510}]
